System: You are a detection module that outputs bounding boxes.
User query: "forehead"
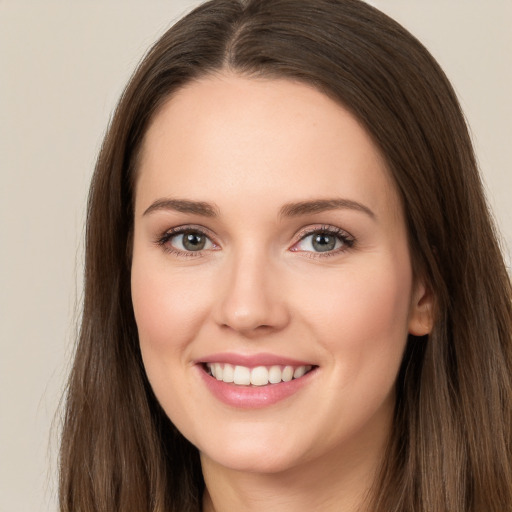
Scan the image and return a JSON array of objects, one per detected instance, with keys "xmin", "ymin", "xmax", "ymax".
[{"xmin": 135, "ymin": 73, "xmax": 400, "ymax": 220}]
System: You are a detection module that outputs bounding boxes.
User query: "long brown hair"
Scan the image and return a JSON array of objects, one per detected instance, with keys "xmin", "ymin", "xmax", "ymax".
[{"xmin": 59, "ymin": 1, "xmax": 512, "ymax": 510}]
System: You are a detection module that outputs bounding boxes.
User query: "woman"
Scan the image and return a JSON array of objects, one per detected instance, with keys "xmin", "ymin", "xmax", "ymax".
[{"xmin": 59, "ymin": 0, "xmax": 512, "ymax": 511}]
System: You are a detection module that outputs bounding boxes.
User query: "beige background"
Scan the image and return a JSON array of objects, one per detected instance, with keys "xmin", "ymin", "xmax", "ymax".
[{"xmin": 0, "ymin": 2, "xmax": 510, "ymax": 511}]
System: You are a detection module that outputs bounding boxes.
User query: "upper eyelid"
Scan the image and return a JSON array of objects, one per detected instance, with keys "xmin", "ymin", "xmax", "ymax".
[
  {"xmin": 162, "ymin": 223, "xmax": 352, "ymax": 237},
  {"xmin": 294, "ymin": 225, "xmax": 354, "ymax": 241},
  {"xmin": 161, "ymin": 224, "xmax": 216, "ymax": 239}
]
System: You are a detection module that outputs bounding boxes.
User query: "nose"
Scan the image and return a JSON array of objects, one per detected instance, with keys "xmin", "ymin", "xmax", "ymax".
[{"xmin": 213, "ymin": 250, "xmax": 290, "ymax": 337}]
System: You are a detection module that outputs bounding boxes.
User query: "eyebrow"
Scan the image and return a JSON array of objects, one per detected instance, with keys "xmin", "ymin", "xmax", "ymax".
[
  {"xmin": 279, "ymin": 198, "xmax": 375, "ymax": 219},
  {"xmin": 143, "ymin": 198, "xmax": 219, "ymax": 217},
  {"xmin": 142, "ymin": 197, "xmax": 375, "ymax": 219}
]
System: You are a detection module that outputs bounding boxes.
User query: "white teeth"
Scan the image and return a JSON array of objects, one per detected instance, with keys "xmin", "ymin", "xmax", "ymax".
[
  {"xmin": 282, "ymin": 366, "xmax": 294, "ymax": 382},
  {"xmin": 268, "ymin": 365, "xmax": 282, "ymax": 384},
  {"xmin": 206, "ymin": 363, "xmax": 313, "ymax": 386},
  {"xmin": 293, "ymin": 366, "xmax": 306, "ymax": 379},
  {"xmin": 222, "ymin": 363, "xmax": 234, "ymax": 383},
  {"xmin": 214, "ymin": 363, "xmax": 223, "ymax": 381},
  {"xmin": 250, "ymin": 366, "xmax": 269, "ymax": 386},
  {"xmin": 233, "ymin": 365, "xmax": 251, "ymax": 385}
]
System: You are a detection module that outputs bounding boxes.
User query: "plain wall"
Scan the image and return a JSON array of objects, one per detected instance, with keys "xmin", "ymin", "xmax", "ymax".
[{"xmin": 0, "ymin": 2, "xmax": 510, "ymax": 511}]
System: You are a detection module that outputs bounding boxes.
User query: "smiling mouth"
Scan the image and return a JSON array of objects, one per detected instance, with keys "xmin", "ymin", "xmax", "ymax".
[{"xmin": 204, "ymin": 363, "xmax": 316, "ymax": 386}]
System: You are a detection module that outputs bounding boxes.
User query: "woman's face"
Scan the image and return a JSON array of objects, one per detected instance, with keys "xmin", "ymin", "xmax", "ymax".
[{"xmin": 131, "ymin": 74, "xmax": 431, "ymax": 475}]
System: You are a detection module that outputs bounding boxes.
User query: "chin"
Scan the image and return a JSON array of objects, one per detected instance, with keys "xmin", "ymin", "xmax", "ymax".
[
  {"xmin": 194, "ymin": 424, "xmax": 307, "ymax": 474},
  {"xmin": 201, "ymin": 444, "xmax": 299, "ymax": 474}
]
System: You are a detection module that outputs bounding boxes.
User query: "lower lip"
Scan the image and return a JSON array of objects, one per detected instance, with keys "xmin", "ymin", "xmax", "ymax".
[{"xmin": 197, "ymin": 365, "xmax": 317, "ymax": 409}]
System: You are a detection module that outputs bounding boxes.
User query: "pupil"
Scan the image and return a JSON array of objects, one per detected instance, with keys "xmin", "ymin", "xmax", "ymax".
[
  {"xmin": 312, "ymin": 233, "xmax": 335, "ymax": 252},
  {"xmin": 183, "ymin": 232, "xmax": 206, "ymax": 251}
]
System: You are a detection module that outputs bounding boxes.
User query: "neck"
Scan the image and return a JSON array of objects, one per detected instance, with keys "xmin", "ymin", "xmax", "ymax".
[{"xmin": 201, "ymin": 434, "xmax": 386, "ymax": 512}]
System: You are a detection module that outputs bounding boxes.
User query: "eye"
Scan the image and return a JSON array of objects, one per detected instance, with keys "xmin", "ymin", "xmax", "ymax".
[
  {"xmin": 156, "ymin": 227, "xmax": 215, "ymax": 255},
  {"xmin": 174, "ymin": 231, "xmax": 212, "ymax": 251},
  {"xmin": 291, "ymin": 227, "xmax": 354, "ymax": 255}
]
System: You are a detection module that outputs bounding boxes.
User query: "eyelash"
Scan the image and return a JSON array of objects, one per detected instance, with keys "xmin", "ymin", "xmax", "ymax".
[
  {"xmin": 154, "ymin": 225, "xmax": 217, "ymax": 258},
  {"xmin": 154, "ymin": 224, "xmax": 355, "ymax": 259},
  {"xmin": 291, "ymin": 225, "xmax": 355, "ymax": 258}
]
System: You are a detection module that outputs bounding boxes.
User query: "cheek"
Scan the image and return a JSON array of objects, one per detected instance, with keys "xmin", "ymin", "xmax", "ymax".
[
  {"xmin": 298, "ymin": 258, "xmax": 413, "ymax": 361},
  {"xmin": 130, "ymin": 259, "xmax": 213, "ymax": 420},
  {"xmin": 131, "ymin": 260, "xmax": 211, "ymax": 354},
  {"xmin": 351, "ymin": 268, "xmax": 411, "ymax": 342},
  {"xmin": 291, "ymin": 258, "xmax": 413, "ymax": 444}
]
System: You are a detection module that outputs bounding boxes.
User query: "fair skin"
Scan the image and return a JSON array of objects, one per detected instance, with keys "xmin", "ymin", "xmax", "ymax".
[{"xmin": 131, "ymin": 73, "xmax": 432, "ymax": 512}]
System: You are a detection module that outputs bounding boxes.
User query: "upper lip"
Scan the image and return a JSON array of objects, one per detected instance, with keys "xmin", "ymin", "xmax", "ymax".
[{"xmin": 196, "ymin": 352, "xmax": 315, "ymax": 368}]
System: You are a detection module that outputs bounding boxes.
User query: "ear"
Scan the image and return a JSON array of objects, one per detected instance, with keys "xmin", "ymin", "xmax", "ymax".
[{"xmin": 408, "ymin": 279, "xmax": 434, "ymax": 336}]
